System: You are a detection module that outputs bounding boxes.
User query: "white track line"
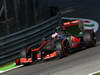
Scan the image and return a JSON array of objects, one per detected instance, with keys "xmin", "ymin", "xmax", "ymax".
[
  {"xmin": 88, "ymin": 71, "xmax": 100, "ymax": 75},
  {"xmin": 0, "ymin": 71, "xmax": 4, "ymax": 73}
]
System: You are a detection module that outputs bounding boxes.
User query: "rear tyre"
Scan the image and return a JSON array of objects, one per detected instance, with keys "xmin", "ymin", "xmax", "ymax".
[
  {"xmin": 91, "ymin": 32, "xmax": 96, "ymax": 47},
  {"xmin": 83, "ymin": 30, "xmax": 96, "ymax": 47}
]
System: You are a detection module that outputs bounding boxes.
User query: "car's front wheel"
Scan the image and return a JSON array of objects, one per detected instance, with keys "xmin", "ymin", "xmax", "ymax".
[
  {"xmin": 55, "ymin": 39, "xmax": 69, "ymax": 58},
  {"xmin": 15, "ymin": 58, "xmax": 20, "ymax": 65}
]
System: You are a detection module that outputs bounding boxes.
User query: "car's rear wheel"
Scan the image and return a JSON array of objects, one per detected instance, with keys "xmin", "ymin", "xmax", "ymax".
[
  {"xmin": 83, "ymin": 30, "xmax": 96, "ymax": 47},
  {"xmin": 91, "ymin": 32, "xmax": 96, "ymax": 47}
]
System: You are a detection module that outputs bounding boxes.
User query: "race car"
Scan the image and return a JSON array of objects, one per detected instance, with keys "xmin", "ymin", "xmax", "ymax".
[
  {"xmin": 15, "ymin": 18, "xmax": 96, "ymax": 65},
  {"xmin": 15, "ymin": 38, "xmax": 69, "ymax": 65}
]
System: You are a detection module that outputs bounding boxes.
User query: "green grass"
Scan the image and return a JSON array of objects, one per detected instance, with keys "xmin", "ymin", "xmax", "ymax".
[
  {"xmin": 0, "ymin": 62, "xmax": 16, "ymax": 71},
  {"xmin": 93, "ymin": 72, "xmax": 100, "ymax": 75}
]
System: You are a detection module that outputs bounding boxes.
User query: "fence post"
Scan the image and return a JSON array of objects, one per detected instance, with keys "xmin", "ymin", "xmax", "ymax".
[{"xmin": 3, "ymin": 0, "xmax": 10, "ymax": 34}]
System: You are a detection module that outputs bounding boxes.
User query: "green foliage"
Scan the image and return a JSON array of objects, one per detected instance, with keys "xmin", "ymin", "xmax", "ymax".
[{"xmin": 93, "ymin": 72, "xmax": 100, "ymax": 75}]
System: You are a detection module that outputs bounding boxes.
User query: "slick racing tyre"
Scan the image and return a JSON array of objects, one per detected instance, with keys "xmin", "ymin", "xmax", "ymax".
[
  {"xmin": 61, "ymin": 39, "xmax": 70, "ymax": 56},
  {"xmin": 55, "ymin": 39, "xmax": 69, "ymax": 58},
  {"xmin": 15, "ymin": 58, "xmax": 20, "ymax": 65},
  {"xmin": 83, "ymin": 30, "xmax": 96, "ymax": 47},
  {"xmin": 20, "ymin": 49, "xmax": 27, "ymax": 58},
  {"xmin": 20, "ymin": 47, "xmax": 31, "ymax": 58},
  {"xmin": 90, "ymin": 32, "xmax": 96, "ymax": 47}
]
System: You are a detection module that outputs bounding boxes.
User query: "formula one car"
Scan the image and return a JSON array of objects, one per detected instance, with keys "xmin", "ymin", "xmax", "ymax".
[
  {"xmin": 16, "ymin": 38, "xmax": 68, "ymax": 65},
  {"xmin": 15, "ymin": 18, "xmax": 96, "ymax": 65}
]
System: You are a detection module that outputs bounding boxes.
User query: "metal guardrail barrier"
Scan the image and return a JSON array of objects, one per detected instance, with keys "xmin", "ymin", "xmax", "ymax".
[{"xmin": 0, "ymin": 16, "xmax": 58, "ymax": 65}]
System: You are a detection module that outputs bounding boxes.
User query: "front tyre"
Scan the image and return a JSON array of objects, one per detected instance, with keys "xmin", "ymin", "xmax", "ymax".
[
  {"xmin": 61, "ymin": 39, "xmax": 69, "ymax": 57},
  {"xmin": 20, "ymin": 49, "xmax": 27, "ymax": 58},
  {"xmin": 15, "ymin": 58, "xmax": 20, "ymax": 65},
  {"xmin": 55, "ymin": 40, "xmax": 69, "ymax": 58}
]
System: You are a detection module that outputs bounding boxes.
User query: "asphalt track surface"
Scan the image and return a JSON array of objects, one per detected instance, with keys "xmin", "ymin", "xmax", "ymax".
[{"xmin": 1, "ymin": 1, "xmax": 100, "ymax": 75}]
